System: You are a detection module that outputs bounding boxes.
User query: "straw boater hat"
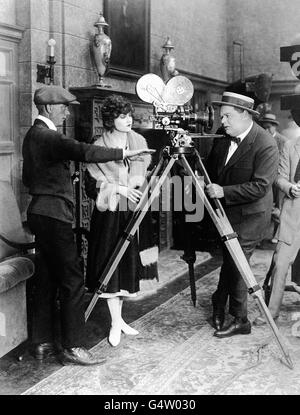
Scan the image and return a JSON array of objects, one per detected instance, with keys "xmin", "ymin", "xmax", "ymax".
[
  {"xmin": 212, "ymin": 92, "xmax": 259, "ymax": 116},
  {"xmin": 259, "ymin": 113, "xmax": 279, "ymax": 125}
]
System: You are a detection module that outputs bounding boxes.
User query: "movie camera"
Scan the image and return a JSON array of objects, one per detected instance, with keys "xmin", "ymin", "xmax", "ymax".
[{"xmin": 136, "ymin": 73, "xmax": 219, "ymax": 149}]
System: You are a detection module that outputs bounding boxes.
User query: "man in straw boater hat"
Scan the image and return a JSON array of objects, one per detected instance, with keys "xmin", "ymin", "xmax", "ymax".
[
  {"xmin": 205, "ymin": 91, "xmax": 279, "ymax": 338},
  {"xmin": 22, "ymin": 85, "xmax": 154, "ymax": 366}
]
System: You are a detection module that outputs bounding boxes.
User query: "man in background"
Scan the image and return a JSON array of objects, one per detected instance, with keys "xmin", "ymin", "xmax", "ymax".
[
  {"xmin": 281, "ymin": 114, "xmax": 300, "ymax": 140},
  {"xmin": 259, "ymin": 112, "xmax": 288, "ymax": 243},
  {"xmin": 254, "ymin": 133, "xmax": 300, "ymax": 325}
]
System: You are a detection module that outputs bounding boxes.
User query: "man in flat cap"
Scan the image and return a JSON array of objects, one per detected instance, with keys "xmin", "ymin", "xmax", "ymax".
[
  {"xmin": 205, "ymin": 92, "xmax": 279, "ymax": 338},
  {"xmin": 22, "ymin": 85, "xmax": 154, "ymax": 365},
  {"xmin": 259, "ymin": 113, "xmax": 288, "ymax": 154}
]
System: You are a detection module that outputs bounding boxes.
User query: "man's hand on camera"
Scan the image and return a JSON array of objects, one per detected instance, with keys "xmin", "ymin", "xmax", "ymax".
[
  {"xmin": 124, "ymin": 148, "xmax": 156, "ymax": 160},
  {"xmin": 206, "ymin": 183, "xmax": 224, "ymax": 199}
]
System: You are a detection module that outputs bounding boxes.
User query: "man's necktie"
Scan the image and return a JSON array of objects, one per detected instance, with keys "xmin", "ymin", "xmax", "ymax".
[
  {"xmin": 294, "ymin": 158, "xmax": 300, "ymax": 182},
  {"xmin": 230, "ymin": 136, "xmax": 241, "ymax": 145}
]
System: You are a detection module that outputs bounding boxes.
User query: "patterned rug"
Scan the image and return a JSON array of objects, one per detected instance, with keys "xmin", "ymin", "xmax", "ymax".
[{"xmin": 22, "ymin": 249, "xmax": 300, "ymax": 395}]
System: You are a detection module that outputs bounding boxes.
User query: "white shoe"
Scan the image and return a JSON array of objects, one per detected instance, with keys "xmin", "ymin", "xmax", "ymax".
[
  {"xmin": 121, "ymin": 320, "xmax": 139, "ymax": 336},
  {"xmin": 108, "ymin": 326, "xmax": 121, "ymax": 347}
]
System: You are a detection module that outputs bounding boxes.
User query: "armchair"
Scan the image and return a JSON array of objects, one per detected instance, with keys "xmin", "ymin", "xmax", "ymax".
[{"xmin": 0, "ymin": 181, "xmax": 35, "ymax": 358}]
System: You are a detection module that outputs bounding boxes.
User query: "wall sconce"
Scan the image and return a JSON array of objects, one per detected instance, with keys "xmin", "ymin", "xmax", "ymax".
[
  {"xmin": 160, "ymin": 37, "xmax": 179, "ymax": 83},
  {"xmin": 36, "ymin": 38, "xmax": 56, "ymax": 85}
]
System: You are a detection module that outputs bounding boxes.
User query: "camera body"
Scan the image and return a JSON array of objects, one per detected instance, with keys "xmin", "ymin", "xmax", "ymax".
[
  {"xmin": 152, "ymin": 102, "xmax": 215, "ymax": 149},
  {"xmin": 153, "ymin": 102, "xmax": 214, "ymax": 131},
  {"xmin": 136, "ymin": 73, "xmax": 219, "ymax": 148}
]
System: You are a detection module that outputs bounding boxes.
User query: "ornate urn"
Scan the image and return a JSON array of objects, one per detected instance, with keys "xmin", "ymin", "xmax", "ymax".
[
  {"xmin": 91, "ymin": 12, "xmax": 112, "ymax": 87},
  {"xmin": 160, "ymin": 37, "xmax": 179, "ymax": 83}
]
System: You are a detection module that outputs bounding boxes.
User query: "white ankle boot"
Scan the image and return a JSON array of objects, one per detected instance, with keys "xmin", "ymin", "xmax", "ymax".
[
  {"xmin": 121, "ymin": 320, "xmax": 139, "ymax": 336},
  {"xmin": 108, "ymin": 325, "xmax": 121, "ymax": 347}
]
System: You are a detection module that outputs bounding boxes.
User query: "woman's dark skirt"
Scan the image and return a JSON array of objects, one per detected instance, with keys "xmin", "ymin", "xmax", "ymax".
[{"xmin": 85, "ymin": 208, "xmax": 142, "ymax": 294}]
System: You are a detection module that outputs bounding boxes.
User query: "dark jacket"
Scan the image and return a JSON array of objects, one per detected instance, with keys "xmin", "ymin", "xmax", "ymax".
[
  {"xmin": 22, "ymin": 119, "xmax": 123, "ymax": 219},
  {"xmin": 206, "ymin": 122, "xmax": 279, "ymax": 241}
]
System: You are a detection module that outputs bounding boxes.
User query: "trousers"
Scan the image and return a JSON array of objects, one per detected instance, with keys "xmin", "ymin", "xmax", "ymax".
[
  {"xmin": 212, "ymin": 238, "xmax": 258, "ymax": 319},
  {"xmin": 268, "ymin": 234, "xmax": 300, "ymax": 319},
  {"xmin": 27, "ymin": 214, "xmax": 86, "ymax": 348}
]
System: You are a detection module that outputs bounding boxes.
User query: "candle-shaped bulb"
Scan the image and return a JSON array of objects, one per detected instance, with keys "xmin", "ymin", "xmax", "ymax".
[{"xmin": 48, "ymin": 38, "xmax": 56, "ymax": 57}]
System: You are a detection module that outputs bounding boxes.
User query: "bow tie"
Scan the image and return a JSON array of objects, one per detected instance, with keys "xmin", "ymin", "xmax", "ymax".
[{"xmin": 229, "ymin": 136, "xmax": 241, "ymax": 145}]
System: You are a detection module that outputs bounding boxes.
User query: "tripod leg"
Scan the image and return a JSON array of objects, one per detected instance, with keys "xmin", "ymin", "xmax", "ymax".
[
  {"xmin": 187, "ymin": 260, "xmax": 197, "ymax": 306},
  {"xmin": 180, "ymin": 155, "xmax": 293, "ymax": 369},
  {"xmin": 180, "ymin": 221, "xmax": 197, "ymax": 306},
  {"xmin": 85, "ymin": 155, "xmax": 177, "ymax": 322},
  {"xmin": 225, "ymin": 238, "xmax": 293, "ymax": 369},
  {"xmin": 85, "ymin": 291, "xmax": 101, "ymax": 322}
]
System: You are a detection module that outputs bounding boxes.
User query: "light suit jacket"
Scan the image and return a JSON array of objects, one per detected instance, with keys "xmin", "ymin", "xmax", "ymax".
[{"xmin": 276, "ymin": 136, "xmax": 300, "ymax": 245}]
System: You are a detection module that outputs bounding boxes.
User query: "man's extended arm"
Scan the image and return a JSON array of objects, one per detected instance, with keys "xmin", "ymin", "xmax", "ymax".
[{"xmin": 45, "ymin": 131, "xmax": 154, "ymax": 163}]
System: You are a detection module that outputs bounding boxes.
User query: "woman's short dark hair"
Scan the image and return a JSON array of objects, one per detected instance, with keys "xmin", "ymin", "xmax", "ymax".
[{"xmin": 101, "ymin": 94, "xmax": 134, "ymax": 132}]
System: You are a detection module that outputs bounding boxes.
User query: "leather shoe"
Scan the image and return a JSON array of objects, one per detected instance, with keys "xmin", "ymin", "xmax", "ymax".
[
  {"xmin": 59, "ymin": 347, "xmax": 106, "ymax": 366},
  {"xmin": 214, "ymin": 318, "xmax": 251, "ymax": 338},
  {"xmin": 212, "ymin": 312, "xmax": 225, "ymax": 331},
  {"xmin": 33, "ymin": 342, "xmax": 56, "ymax": 360}
]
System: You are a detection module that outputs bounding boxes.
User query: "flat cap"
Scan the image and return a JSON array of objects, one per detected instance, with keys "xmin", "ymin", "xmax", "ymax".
[
  {"xmin": 259, "ymin": 113, "xmax": 279, "ymax": 125},
  {"xmin": 34, "ymin": 85, "xmax": 80, "ymax": 105}
]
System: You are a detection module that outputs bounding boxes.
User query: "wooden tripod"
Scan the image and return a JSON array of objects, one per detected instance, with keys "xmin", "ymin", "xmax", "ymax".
[{"xmin": 85, "ymin": 145, "xmax": 293, "ymax": 369}]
